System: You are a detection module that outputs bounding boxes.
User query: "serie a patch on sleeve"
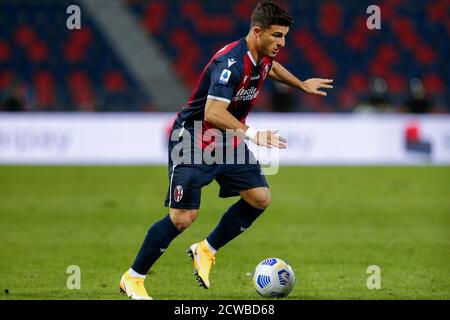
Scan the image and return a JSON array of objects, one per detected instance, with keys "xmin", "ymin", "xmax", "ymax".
[{"xmin": 219, "ymin": 69, "xmax": 232, "ymax": 84}]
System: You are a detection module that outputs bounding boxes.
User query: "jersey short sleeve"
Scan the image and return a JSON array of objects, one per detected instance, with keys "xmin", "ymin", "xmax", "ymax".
[{"xmin": 207, "ymin": 57, "xmax": 242, "ymax": 104}]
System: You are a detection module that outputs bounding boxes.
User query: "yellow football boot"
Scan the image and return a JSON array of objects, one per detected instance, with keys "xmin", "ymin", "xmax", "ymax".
[
  {"xmin": 186, "ymin": 240, "xmax": 216, "ymax": 289},
  {"xmin": 119, "ymin": 270, "xmax": 152, "ymax": 300}
]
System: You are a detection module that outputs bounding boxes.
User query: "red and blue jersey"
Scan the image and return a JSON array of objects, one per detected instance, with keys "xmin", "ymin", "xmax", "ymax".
[{"xmin": 173, "ymin": 38, "xmax": 273, "ymax": 149}]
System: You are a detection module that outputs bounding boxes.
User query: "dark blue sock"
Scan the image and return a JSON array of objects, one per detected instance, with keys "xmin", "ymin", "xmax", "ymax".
[
  {"xmin": 206, "ymin": 198, "xmax": 265, "ymax": 251},
  {"xmin": 131, "ymin": 214, "xmax": 181, "ymax": 275}
]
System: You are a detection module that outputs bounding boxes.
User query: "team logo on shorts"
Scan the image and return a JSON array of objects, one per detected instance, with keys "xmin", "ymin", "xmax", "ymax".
[{"xmin": 174, "ymin": 185, "xmax": 183, "ymax": 202}]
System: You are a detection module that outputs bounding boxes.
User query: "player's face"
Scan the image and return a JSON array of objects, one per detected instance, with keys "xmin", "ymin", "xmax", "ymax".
[{"xmin": 257, "ymin": 25, "xmax": 289, "ymax": 58}]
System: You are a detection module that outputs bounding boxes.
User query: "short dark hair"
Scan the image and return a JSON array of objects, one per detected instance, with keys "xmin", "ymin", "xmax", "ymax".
[{"xmin": 250, "ymin": 1, "xmax": 294, "ymax": 29}]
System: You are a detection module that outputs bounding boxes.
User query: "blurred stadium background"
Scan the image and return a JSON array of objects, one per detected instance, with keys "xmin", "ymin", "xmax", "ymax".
[
  {"xmin": 0, "ymin": 0, "xmax": 449, "ymax": 301},
  {"xmin": 0, "ymin": 0, "xmax": 448, "ymax": 114}
]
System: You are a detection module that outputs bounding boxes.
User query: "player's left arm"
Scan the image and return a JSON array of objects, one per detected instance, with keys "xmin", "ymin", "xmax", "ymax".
[{"xmin": 269, "ymin": 61, "xmax": 333, "ymax": 96}]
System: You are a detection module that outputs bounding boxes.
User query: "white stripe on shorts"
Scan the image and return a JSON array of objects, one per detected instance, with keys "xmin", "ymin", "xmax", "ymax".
[{"xmin": 168, "ymin": 163, "xmax": 177, "ymax": 207}]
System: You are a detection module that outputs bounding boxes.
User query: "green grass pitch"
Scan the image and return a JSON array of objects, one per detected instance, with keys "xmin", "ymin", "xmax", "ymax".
[{"xmin": 0, "ymin": 166, "xmax": 449, "ymax": 300}]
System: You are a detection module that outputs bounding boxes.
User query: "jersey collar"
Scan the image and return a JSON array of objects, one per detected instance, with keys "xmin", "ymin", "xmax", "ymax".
[
  {"xmin": 242, "ymin": 38, "xmax": 261, "ymax": 67},
  {"xmin": 246, "ymin": 50, "xmax": 258, "ymax": 66}
]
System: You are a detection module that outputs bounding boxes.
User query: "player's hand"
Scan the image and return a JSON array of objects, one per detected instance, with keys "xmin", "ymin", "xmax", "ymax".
[
  {"xmin": 251, "ymin": 130, "xmax": 287, "ymax": 149},
  {"xmin": 303, "ymin": 78, "xmax": 334, "ymax": 96}
]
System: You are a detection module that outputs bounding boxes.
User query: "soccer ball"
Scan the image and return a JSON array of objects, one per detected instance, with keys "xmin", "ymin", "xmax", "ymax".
[{"xmin": 252, "ymin": 258, "xmax": 295, "ymax": 298}]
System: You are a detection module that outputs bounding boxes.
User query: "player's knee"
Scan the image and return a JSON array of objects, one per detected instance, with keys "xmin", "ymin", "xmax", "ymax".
[
  {"xmin": 170, "ymin": 209, "xmax": 198, "ymax": 231},
  {"xmin": 250, "ymin": 192, "xmax": 271, "ymax": 210},
  {"xmin": 257, "ymin": 196, "xmax": 271, "ymax": 210},
  {"xmin": 241, "ymin": 188, "xmax": 271, "ymax": 210}
]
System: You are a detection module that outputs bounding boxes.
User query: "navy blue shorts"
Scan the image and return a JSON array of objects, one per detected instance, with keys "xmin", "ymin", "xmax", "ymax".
[{"xmin": 164, "ymin": 136, "xmax": 268, "ymax": 210}]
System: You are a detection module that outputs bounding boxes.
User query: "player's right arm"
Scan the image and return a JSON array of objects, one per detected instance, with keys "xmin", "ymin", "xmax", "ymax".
[{"xmin": 205, "ymin": 98, "xmax": 287, "ymax": 149}]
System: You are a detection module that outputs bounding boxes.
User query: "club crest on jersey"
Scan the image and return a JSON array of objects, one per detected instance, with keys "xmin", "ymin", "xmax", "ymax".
[
  {"xmin": 219, "ymin": 69, "xmax": 232, "ymax": 84},
  {"xmin": 174, "ymin": 185, "xmax": 183, "ymax": 202}
]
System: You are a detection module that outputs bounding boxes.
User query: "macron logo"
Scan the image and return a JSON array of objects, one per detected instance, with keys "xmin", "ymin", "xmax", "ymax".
[{"xmin": 228, "ymin": 58, "xmax": 237, "ymax": 68}]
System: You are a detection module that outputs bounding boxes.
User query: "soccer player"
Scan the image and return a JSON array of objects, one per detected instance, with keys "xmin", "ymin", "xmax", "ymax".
[{"xmin": 120, "ymin": 1, "xmax": 333, "ymax": 300}]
